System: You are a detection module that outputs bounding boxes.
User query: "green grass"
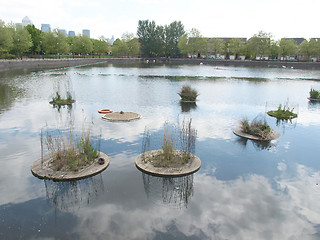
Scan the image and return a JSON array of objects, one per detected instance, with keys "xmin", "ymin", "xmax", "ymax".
[
  {"xmin": 178, "ymin": 85, "xmax": 198, "ymax": 102},
  {"xmin": 240, "ymin": 118, "xmax": 272, "ymax": 140},
  {"xmin": 50, "ymin": 91, "xmax": 75, "ymax": 106},
  {"xmin": 267, "ymin": 104, "xmax": 297, "ymax": 119},
  {"xmin": 309, "ymin": 88, "xmax": 320, "ymax": 99}
]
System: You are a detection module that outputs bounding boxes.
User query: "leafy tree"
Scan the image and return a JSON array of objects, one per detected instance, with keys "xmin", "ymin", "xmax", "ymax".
[
  {"xmin": 112, "ymin": 38, "xmax": 128, "ymax": 56},
  {"xmin": 121, "ymin": 33, "xmax": 140, "ymax": 57},
  {"xmin": 187, "ymin": 28, "xmax": 207, "ymax": 57},
  {"xmin": 42, "ymin": 29, "xmax": 69, "ymax": 56},
  {"xmin": 0, "ymin": 20, "xmax": 13, "ymax": 53},
  {"xmin": 227, "ymin": 38, "xmax": 246, "ymax": 58},
  {"xmin": 300, "ymin": 39, "xmax": 320, "ymax": 60},
  {"xmin": 247, "ymin": 31, "xmax": 272, "ymax": 59},
  {"xmin": 163, "ymin": 21, "xmax": 185, "ymax": 57},
  {"xmin": 92, "ymin": 36, "xmax": 109, "ymax": 57},
  {"xmin": 177, "ymin": 34, "xmax": 189, "ymax": 57},
  {"xmin": 25, "ymin": 24, "xmax": 42, "ymax": 54},
  {"xmin": 207, "ymin": 38, "xmax": 225, "ymax": 57},
  {"xmin": 269, "ymin": 40, "xmax": 280, "ymax": 59},
  {"xmin": 279, "ymin": 38, "xmax": 298, "ymax": 58},
  {"xmin": 137, "ymin": 20, "xmax": 164, "ymax": 57},
  {"xmin": 71, "ymin": 35, "xmax": 92, "ymax": 56},
  {"xmin": 12, "ymin": 25, "xmax": 32, "ymax": 59}
]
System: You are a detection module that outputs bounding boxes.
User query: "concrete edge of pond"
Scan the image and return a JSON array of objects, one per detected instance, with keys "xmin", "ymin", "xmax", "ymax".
[
  {"xmin": 233, "ymin": 128, "xmax": 281, "ymax": 141},
  {"xmin": 102, "ymin": 112, "xmax": 142, "ymax": 122},
  {"xmin": 135, "ymin": 150, "xmax": 201, "ymax": 177},
  {"xmin": 31, "ymin": 152, "xmax": 110, "ymax": 181}
]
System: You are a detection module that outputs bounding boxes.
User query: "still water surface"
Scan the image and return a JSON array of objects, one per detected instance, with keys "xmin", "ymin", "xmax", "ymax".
[{"xmin": 1, "ymin": 63, "xmax": 320, "ymax": 239}]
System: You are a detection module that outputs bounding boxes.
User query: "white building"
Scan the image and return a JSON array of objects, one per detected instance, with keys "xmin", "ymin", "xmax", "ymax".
[{"xmin": 22, "ymin": 16, "xmax": 32, "ymax": 27}]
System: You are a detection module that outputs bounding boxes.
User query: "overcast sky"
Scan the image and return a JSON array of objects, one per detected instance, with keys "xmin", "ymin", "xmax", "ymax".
[{"xmin": 1, "ymin": 0, "xmax": 319, "ymax": 40}]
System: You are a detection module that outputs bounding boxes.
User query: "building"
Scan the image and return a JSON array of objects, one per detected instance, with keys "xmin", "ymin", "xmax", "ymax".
[
  {"xmin": 68, "ymin": 31, "xmax": 75, "ymax": 37},
  {"xmin": 108, "ymin": 35, "xmax": 115, "ymax": 45},
  {"xmin": 22, "ymin": 16, "xmax": 33, "ymax": 27},
  {"xmin": 58, "ymin": 29, "xmax": 67, "ymax": 36},
  {"xmin": 82, "ymin": 29, "xmax": 90, "ymax": 38},
  {"xmin": 41, "ymin": 24, "xmax": 51, "ymax": 33}
]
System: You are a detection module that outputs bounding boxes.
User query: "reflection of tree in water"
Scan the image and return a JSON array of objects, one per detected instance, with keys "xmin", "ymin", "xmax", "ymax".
[
  {"xmin": 235, "ymin": 137, "xmax": 276, "ymax": 151},
  {"xmin": 44, "ymin": 174, "xmax": 104, "ymax": 212},
  {"xmin": 180, "ymin": 102, "xmax": 197, "ymax": 113},
  {"xmin": 0, "ymin": 83, "xmax": 23, "ymax": 114},
  {"xmin": 142, "ymin": 173, "xmax": 194, "ymax": 209}
]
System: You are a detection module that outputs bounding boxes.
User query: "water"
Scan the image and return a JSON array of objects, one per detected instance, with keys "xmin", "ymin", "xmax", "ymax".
[{"xmin": 1, "ymin": 63, "xmax": 320, "ymax": 239}]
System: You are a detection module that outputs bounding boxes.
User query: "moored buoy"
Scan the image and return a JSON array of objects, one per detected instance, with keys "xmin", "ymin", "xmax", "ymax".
[{"xmin": 98, "ymin": 109, "xmax": 113, "ymax": 114}]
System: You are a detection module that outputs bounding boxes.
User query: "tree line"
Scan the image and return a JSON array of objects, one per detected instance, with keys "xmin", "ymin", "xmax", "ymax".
[{"xmin": 1, "ymin": 19, "xmax": 320, "ymax": 61}]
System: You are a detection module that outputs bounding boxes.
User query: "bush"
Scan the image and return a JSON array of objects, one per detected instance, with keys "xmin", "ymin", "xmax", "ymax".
[
  {"xmin": 240, "ymin": 118, "xmax": 272, "ymax": 140},
  {"xmin": 309, "ymin": 88, "xmax": 320, "ymax": 99},
  {"xmin": 0, "ymin": 53, "xmax": 17, "ymax": 59},
  {"xmin": 178, "ymin": 85, "xmax": 198, "ymax": 102}
]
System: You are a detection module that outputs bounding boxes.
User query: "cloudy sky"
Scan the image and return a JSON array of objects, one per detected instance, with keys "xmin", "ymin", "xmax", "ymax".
[{"xmin": 1, "ymin": 0, "xmax": 319, "ymax": 40}]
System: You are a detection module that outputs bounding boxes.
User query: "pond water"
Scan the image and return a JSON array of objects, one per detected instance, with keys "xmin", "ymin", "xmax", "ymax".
[{"xmin": 1, "ymin": 62, "xmax": 320, "ymax": 239}]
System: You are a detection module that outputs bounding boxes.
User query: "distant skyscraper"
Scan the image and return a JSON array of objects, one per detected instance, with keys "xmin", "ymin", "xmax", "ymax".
[
  {"xmin": 82, "ymin": 29, "xmax": 90, "ymax": 38},
  {"xmin": 108, "ymin": 35, "xmax": 115, "ymax": 45},
  {"xmin": 58, "ymin": 29, "xmax": 67, "ymax": 36},
  {"xmin": 68, "ymin": 31, "xmax": 75, "ymax": 37},
  {"xmin": 22, "ymin": 16, "xmax": 32, "ymax": 27},
  {"xmin": 41, "ymin": 24, "xmax": 51, "ymax": 33}
]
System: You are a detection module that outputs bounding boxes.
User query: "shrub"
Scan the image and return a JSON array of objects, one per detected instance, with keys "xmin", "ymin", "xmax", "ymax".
[
  {"xmin": 267, "ymin": 104, "xmax": 297, "ymax": 119},
  {"xmin": 240, "ymin": 118, "xmax": 272, "ymax": 140},
  {"xmin": 0, "ymin": 53, "xmax": 17, "ymax": 59},
  {"xmin": 309, "ymin": 88, "xmax": 320, "ymax": 99},
  {"xmin": 178, "ymin": 85, "xmax": 198, "ymax": 102}
]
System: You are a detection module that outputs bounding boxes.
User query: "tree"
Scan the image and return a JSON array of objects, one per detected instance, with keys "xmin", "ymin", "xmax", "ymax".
[
  {"xmin": 42, "ymin": 29, "xmax": 69, "ymax": 56},
  {"xmin": 121, "ymin": 33, "xmax": 140, "ymax": 57},
  {"xmin": 25, "ymin": 24, "xmax": 42, "ymax": 54},
  {"xmin": 187, "ymin": 28, "xmax": 207, "ymax": 57},
  {"xmin": 227, "ymin": 38, "xmax": 246, "ymax": 59},
  {"xmin": 12, "ymin": 25, "xmax": 32, "ymax": 59},
  {"xmin": 247, "ymin": 30, "xmax": 272, "ymax": 59},
  {"xmin": 112, "ymin": 38, "xmax": 128, "ymax": 57},
  {"xmin": 279, "ymin": 38, "xmax": 298, "ymax": 58},
  {"xmin": 300, "ymin": 39, "xmax": 320, "ymax": 60},
  {"xmin": 177, "ymin": 34, "xmax": 189, "ymax": 57},
  {"xmin": 207, "ymin": 38, "xmax": 225, "ymax": 57},
  {"xmin": 70, "ymin": 35, "xmax": 92, "ymax": 56},
  {"xmin": 92, "ymin": 36, "xmax": 109, "ymax": 57},
  {"xmin": 0, "ymin": 20, "xmax": 13, "ymax": 54},
  {"xmin": 163, "ymin": 21, "xmax": 185, "ymax": 57},
  {"xmin": 137, "ymin": 20, "xmax": 164, "ymax": 57}
]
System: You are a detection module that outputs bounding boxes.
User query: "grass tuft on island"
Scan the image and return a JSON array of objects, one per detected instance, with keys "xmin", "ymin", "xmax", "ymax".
[
  {"xmin": 49, "ymin": 91, "xmax": 75, "ymax": 106},
  {"xmin": 309, "ymin": 88, "xmax": 320, "ymax": 100},
  {"xmin": 178, "ymin": 85, "xmax": 198, "ymax": 102},
  {"xmin": 239, "ymin": 118, "xmax": 272, "ymax": 140},
  {"xmin": 267, "ymin": 104, "xmax": 297, "ymax": 119}
]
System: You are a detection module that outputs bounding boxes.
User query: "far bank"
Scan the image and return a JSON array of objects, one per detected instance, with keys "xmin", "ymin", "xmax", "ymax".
[{"xmin": 1, "ymin": 58, "xmax": 320, "ymax": 72}]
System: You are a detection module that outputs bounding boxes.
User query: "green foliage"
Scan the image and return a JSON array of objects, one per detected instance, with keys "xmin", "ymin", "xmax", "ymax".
[
  {"xmin": 42, "ymin": 30, "xmax": 70, "ymax": 55},
  {"xmin": 207, "ymin": 38, "xmax": 225, "ymax": 55},
  {"xmin": 0, "ymin": 20, "xmax": 13, "ymax": 52},
  {"xmin": 227, "ymin": 38, "xmax": 246, "ymax": 57},
  {"xmin": 309, "ymin": 88, "xmax": 320, "ymax": 99},
  {"xmin": 0, "ymin": 53, "xmax": 16, "ymax": 59},
  {"xmin": 279, "ymin": 38, "xmax": 298, "ymax": 57},
  {"xmin": 50, "ymin": 91, "xmax": 75, "ymax": 105},
  {"xmin": 71, "ymin": 35, "xmax": 93, "ymax": 55},
  {"xmin": 178, "ymin": 85, "xmax": 198, "ymax": 102},
  {"xmin": 267, "ymin": 104, "xmax": 297, "ymax": 119},
  {"xmin": 25, "ymin": 24, "xmax": 43, "ymax": 54},
  {"xmin": 240, "ymin": 118, "xmax": 272, "ymax": 140},
  {"xmin": 12, "ymin": 25, "xmax": 32, "ymax": 58},
  {"xmin": 247, "ymin": 30, "xmax": 272, "ymax": 59}
]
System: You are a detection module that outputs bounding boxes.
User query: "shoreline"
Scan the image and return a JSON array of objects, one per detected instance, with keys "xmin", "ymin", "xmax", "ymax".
[{"xmin": 1, "ymin": 57, "xmax": 320, "ymax": 72}]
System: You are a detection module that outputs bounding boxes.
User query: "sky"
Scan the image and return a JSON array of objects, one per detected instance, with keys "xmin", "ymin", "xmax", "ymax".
[{"xmin": 1, "ymin": 0, "xmax": 319, "ymax": 40}]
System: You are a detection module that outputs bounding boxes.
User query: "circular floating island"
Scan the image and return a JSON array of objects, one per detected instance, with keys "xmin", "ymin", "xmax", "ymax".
[
  {"xmin": 135, "ymin": 150, "xmax": 201, "ymax": 177},
  {"xmin": 31, "ymin": 152, "xmax": 110, "ymax": 181},
  {"xmin": 307, "ymin": 97, "xmax": 320, "ymax": 102},
  {"xmin": 267, "ymin": 110, "xmax": 297, "ymax": 119},
  {"xmin": 102, "ymin": 111, "xmax": 141, "ymax": 121},
  {"xmin": 233, "ymin": 128, "xmax": 280, "ymax": 141}
]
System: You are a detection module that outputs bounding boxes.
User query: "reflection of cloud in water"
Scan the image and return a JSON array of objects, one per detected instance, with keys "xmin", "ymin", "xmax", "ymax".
[
  {"xmin": 141, "ymin": 173, "xmax": 194, "ymax": 209},
  {"xmin": 44, "ymin": 174, "xmax": 105, "ymax": 212},
  {"xmin": 73, "ymin": 166, "xmax": 320, "ymax": 239}
]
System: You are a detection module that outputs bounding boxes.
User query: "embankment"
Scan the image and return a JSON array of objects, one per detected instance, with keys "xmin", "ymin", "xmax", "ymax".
[{"xmin": 1, "ymin": 57, "xmax": 320, "ymax": 72}]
